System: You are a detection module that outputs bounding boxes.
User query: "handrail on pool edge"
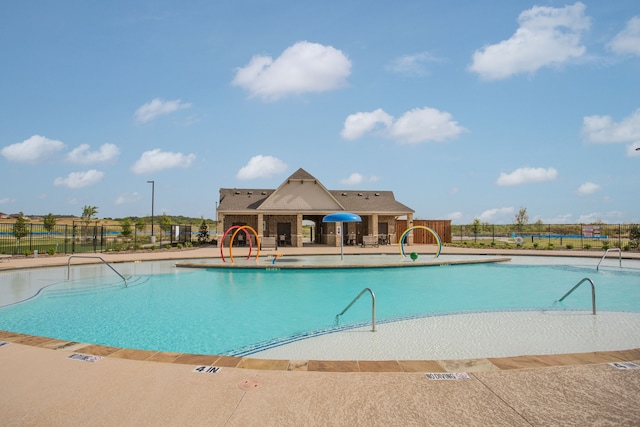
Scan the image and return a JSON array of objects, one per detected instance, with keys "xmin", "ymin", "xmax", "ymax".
[
  {"xmin": 336, "ymin": 287, "xmax": 376, "ymax": 332},
  {"xmin": 556, "ymin": 278, "xmax": 596, "ymax": 315},
  {"xmin": 67, "ymin": 255, "xmax": 128, "ymax": 287}
]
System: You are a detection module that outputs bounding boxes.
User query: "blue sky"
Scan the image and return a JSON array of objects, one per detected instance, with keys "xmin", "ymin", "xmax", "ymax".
[{"xmin": 1, "ymin": 1, "xmax": 639, "ymax": 224}]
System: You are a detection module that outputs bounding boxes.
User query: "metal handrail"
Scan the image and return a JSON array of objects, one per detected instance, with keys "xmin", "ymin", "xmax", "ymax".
[
  {"xmin": 67, "ymin": 255, "xmax": 128, "ymax": 287},
  {"xmin": 597, "ymin": 248, "xmax": 622, "ymax": 270},
  {"xmin": 336, "ymin": 287, "xmax": 376, "ymax": 331},
  {"xmin": 555, "ymin": 278, "xmax": 596, "ymax": 315}
]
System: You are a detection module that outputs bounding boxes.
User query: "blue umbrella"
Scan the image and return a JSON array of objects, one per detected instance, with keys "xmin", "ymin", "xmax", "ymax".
[{"xmin": 323, "ymin": 212, "xmax": 362, "ymax": 260}]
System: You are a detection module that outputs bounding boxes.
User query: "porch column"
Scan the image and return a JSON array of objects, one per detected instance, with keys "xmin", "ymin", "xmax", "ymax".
[
  {"xmin": 296, "ymin": 213, "xmax": 303, "ymax": 247},
  {"xmin": 257, "ymin": 213, "xmax": 264, "ymax": 238},
  {"xmin": 406, "ymin": 214, "xmax": 414, "ymax": 245},
  {"xmin": 216, "ymin": 213, "xmax": 225, "ymax": 236}
]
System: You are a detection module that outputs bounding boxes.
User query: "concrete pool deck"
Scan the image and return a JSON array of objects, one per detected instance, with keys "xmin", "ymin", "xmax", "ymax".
[{"xmin": 1, "ymin": 245, "xmax": 640, "ymax": 425}]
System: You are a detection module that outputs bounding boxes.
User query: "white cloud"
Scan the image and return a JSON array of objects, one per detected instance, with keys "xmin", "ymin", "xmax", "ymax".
[
  {"xmin": 576, "ymin": 213, "xmax": 602, "ymax": 224},
  {"xmin": 339, "ymin": 173, "xmax": 380, "ymax": 186},
  {"xmin": 341, "ymin": 109, "xmax": 393, "ymax": 140},
  {"xmin": 445, "ymin": 211, "xmax": 463, "ymax": 221},
  {"xmin": 1, "ymin": 135, "xmax": 66, "ymax": 163},
  {"xmin": 131, "ymin": 149, "xmax": 196, "ymax": 174},
  {"xmin": 342, "ymin": 107, "xmax": 466, "ymax": 144},
  {"xmin": 543, "ymin": 213, "xmax": 573, "ymax": 224},
  {"xmin": 0, "ymin": 197, "xmax": 15, "ymax": 205},
  {"xmin": 469, "ymin": 2, "xmax": 590, "ymax": 80},
  {"xmin": 449, "ymin": 187, "xmax": 459, "ymax": 195},
  {"xmin": 134, "ymin": 98, "xmax": 191, "ymax": 124},
  {"xmin": 232, "ymin": 41, "xmax": 351, "ymax": 101},
  {"xmin": 478, "ymin": 207, "xmax": 514, "ymax": 222},
  {"xmin": 236, "ymin": 155, "xmax": 287, "ymax": 180},
  {"xmin": 66, "ymin": 143, "xmax": 120, "ymax": 164},
  {"xmin": 608, "ymin": 16, "xmax": 640, "ymax": 56},
  {"xmin": 577, "ymin": 182, "xmax": 600, "ymax": 195},
  {"xmin": 115, "ymin": 192, "xmax": 141, "ymax": 205},
  {"xmin": 340, "ymin": 173, "xmax": 364, "ymax": 185},
  {"xmin": 386, "ymin": 52, "xmax": 443, "ymax": 76},
  {"xmin": 497, "ymin": 167, "xmax": 558, "ymax": 186},
  {"xmin": 53, "ymin": 170, "xmax": 104, "ymax": 189},
  {"xmin": 582, "ymin": 109, "xmax": 640, "ymax": 143},
  {"xmin": 576, "ymin": 211, "xmax": 624, "ymax": 224},
  {"xmin": 389, "ymin": 107, "xmax": 467, "ymax": 144}
]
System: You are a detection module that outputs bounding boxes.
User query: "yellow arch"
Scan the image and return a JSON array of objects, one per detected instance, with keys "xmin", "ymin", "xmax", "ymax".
[
  {"xmin": 229, "ymin": 225, "xmax": 261, "ymax": 263},
  {"xmin": 399, "ymin": 226, "xmax": 442, "ymax": 259}
]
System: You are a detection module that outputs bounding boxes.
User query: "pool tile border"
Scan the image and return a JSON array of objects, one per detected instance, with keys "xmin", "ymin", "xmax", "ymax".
[{"xmin": 1, "ymin": 330, "xmax": 638, "ymax": 373}]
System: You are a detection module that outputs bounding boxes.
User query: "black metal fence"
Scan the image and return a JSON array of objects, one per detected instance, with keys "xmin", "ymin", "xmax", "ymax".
[
  {"xmin": 0, "ymin": 222, "xmax": 197, "ymax": 255},
  {"xmin": 451, "ymin": 223, "xmax": 640, "ymax": 251}
]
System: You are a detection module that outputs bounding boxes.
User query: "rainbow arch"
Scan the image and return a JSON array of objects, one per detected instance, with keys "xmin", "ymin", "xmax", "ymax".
[
  {"xmin": 220, "ymin": 225, "xmax": 261, "ymax": 263},
  {"xmin": 399, "ymin": 226, "xmax": 442, "ymax": 259}
]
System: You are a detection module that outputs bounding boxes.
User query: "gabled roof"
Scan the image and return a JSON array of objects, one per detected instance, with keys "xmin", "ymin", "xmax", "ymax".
[
  {"xmin": 256, "ymin": 169, "xmax": 344, "ymax": 211},
  {"xmin": 217, "ymin": 168, "xmax": 414, "ymax": 215}
]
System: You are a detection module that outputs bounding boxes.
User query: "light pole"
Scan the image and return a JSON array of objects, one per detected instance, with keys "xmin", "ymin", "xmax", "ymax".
[{"xmin": 147, "ymin": 180, "xmax": 155, "ymax": 242}]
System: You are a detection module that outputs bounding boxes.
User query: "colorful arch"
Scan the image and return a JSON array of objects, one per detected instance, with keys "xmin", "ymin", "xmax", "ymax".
[
  {"xmin": 399, "ymin": 226, "xmax": 442, "ymax": 259},
  {"xmin": 220, "ymin": 225, "xmax": 261, "ymax": 263},
  {"xmin": 220, "ymin": 225, "xmax": 252, "ymax": 263}
]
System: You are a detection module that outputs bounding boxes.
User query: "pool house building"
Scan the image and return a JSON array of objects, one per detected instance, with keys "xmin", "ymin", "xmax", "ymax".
[{"xmin": 216, "ymin": 168, "xmax": 415, "ymax": 248}]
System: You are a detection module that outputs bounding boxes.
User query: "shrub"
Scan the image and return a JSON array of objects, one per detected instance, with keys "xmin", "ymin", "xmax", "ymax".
[
  {"xmin": 566, "ymin": 244, "xmax": 573, "ymax": 250},
  {"xmin": 185, "ymin": 241, "xmax": 192, "ymax": 248},
  {"xmin": 533, "ymin": 242, "xmax": 539, "ymax": 249},
  {"xmin": 629, "ymin": 224, "xmax": 640, "ymax": 249},
  {"xmin": 584, "ymin": 244, "xmax": 591, "ymax": 250},
  {"xmin": 547, "ymin": 243, "xmax": 555, "ymax": 250},
  {"xmin": 177, "ymin": 243, "xmax": 184, "ymax": 249},
  {"xmin": 165, "ymin": 244, "xmax": 172, "ymax": 250},
  {"xmin": 47, "ymin": 248, "xmax": 56, "ymax": 256},
  {"xmin": 602, "ymin": 240, "xmax": 610, "ymax": 250}
]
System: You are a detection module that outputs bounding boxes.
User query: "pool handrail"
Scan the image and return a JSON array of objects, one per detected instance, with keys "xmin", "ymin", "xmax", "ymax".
[
  {"xmin": 67, "ymin": 255, "xmax": 128, "ymax": 287},
  {"xmin": 596, "ymin": 248, "xmax": 622, "ymax": 271},
  {"xmin": 556, "ymin": 277, "xmax": 596, "ymax": 315},
  {"xmin": 335, "ymin": 287, "xmax": 376, "ymax": 332}
]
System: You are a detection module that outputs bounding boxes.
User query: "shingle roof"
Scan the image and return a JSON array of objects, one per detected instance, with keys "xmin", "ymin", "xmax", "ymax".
[{"xmin": 218, "ymin": 168, "xmax": 413, "ymax": 214}]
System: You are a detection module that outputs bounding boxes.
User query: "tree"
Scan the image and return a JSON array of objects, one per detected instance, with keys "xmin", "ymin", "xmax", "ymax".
[
  {"xmin": 134, "ymin": 217, "xmax": 146, "ymax": 230},
  {"xmin": 120, "ymin": 218, "xmax": 133, "ymax": 239},
  {"xmin": 43, "ymin": 213, "xmax": 57, "ymax": 232},
  {"xmin": 534, "ymin": 218, "xmax": 544, "ymax": 231},
  {"xmin": 630, "ymin": 224, "xmax": 640, "ymax": 249},
  {"xmin": 13, "ymin": 212, "xmax": 29, "ymax": 250},
  {"xmin": 470, "ymin": 218, "xmax": 481, "ymax": 242},
  {"xmin": 81, "ymin": 205, "xmax": 98, "ymax": 226},
  {"xmin": 514, "ymin": 207, "xmax": 529, "ymax": 231},
  {"xmin": 160, "ymin": 213, "xmax": 172, "ymax": 240},
  {"xmin": 197, "ymin": 218, "xmax": 209, "ymax": 243}
]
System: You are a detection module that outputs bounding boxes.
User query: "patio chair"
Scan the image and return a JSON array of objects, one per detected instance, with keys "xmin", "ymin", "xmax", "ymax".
[{"xmin": 261, "ymin": 236, "xmax": 277, "ymax": 250}]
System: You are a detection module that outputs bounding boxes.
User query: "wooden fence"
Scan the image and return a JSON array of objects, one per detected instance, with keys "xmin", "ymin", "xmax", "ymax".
[{"xmin": 396, "ymin": 219, "xmax": 452, "ymax": 244}]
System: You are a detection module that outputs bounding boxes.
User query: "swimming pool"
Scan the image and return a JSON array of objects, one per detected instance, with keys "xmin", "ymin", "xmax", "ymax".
[{"xmin": 0, "ymin": 255, "xmax": 638, "ymax": 359}]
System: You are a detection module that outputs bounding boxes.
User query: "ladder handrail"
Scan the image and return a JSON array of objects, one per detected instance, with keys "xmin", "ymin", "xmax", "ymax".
[
  {"xmin": 597, "ymin": 248, "xmax": 622, "ymax": 270},
  {"xmin": 67, "ymin": 255, "xmax": 128, "ymax": 287},
  {"xmin": 556, "ymin": 277, "xmax": 595, "ymax": 315},
  {"xmin": 336, "ymin": 287, "xmax": 376, "ymax": 331}
]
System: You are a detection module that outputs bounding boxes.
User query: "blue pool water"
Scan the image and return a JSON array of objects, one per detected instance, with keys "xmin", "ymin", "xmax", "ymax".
[{"xmin": 0, "ymin": 258, "xmax": 638, "ymax": 356}]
